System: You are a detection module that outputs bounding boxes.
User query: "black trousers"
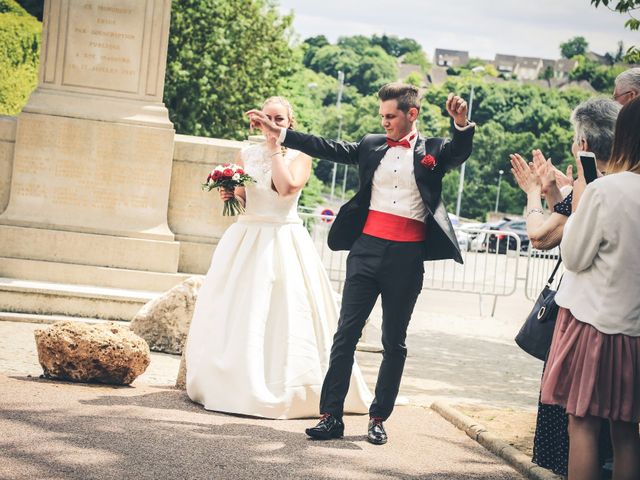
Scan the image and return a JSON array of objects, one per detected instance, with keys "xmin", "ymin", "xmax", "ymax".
[{"xmin": 319, "ymin": 234, "xmax": 425, "ymax": 420}]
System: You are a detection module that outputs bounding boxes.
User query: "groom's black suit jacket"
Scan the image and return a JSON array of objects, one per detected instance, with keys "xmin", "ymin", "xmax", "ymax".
[{"xmin": 283, "ymin": 126, "xmax": 474, "ymax": 264}]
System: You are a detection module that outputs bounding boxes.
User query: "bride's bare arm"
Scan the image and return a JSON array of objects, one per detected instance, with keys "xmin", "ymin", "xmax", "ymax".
[{"xmin": 270, "ymin": 151, "xmax": 312, "ymax": 196}]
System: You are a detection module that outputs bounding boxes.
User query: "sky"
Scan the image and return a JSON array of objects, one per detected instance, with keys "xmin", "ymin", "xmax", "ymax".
[{"xmin": 278, "ymin": 0, "xmax": 638, "ymax": 61}]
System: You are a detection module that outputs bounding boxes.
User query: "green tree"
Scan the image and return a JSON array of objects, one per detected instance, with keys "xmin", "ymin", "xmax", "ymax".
[
  {"xmin": 402, "ymin": 50, "xmax": 431, "ymax": 72},
  {"xmin": 0, "ymin": 0, "xmax": 40, "ymax": 115},
  {"xmin": 539, "ymin": 65, "xmax": 554, "ymax": 87},
  {"xmin": 560, "ymin": 36, "xmax": 589, "ymax": 59},
  {"xmin": 371, "ymin": 34, "xmax": 422, "ymax": 57},
  {"xmin": 591, "ymin": 0, "xmax": 640, "ymax": 62},
  {"xmin": 336, "ymin": 35, "xmax": 372, "ymax": 55},
  {"xmin": 164, "ymin": 0, "xmax": 296, "ymax": 140},
  {"xmin": 421, "ymin": 78, "xmax": 592, "ymax": 219},
  {"xmin": 404, "ymin": 71, "xmax": 423, "ymax": 87},
  {"xmin": 307, "ymin": 38, "xmax": 398, "ymax": 96},
  {"xmin": 349, "ymin": 46, "xmax": 397, "ymax": 95},
  {"xmin": 569, "ymin": 54, "xmax": 626, "ymax": 91},
  {"xmin": 301, "ymin": 35, "xmax": 329, "ymax": 67},
  {"xmin": 307, "ymin": 44, "xmax": 359, "ymax": 79}
]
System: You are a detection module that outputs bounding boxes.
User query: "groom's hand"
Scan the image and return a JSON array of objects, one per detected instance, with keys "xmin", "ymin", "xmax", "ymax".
[
  {"xmin": 445, "ymin": 93, "xmax": 469, "ymax": 128},
  {"xmin": 245, "ymin": 109, "xmax": 282, "ymax": 141}
]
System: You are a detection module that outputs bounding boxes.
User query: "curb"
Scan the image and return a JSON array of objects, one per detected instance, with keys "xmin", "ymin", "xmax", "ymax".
[{"xmin": 431, "ymin": 401, "xmax": 563, "ymax": 480}]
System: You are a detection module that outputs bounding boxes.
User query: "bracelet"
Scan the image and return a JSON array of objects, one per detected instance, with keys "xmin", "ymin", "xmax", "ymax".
[
  {"xmin": 526, "ymin": 208, "xmax": 544, "ymax": 219},
  {"xmin": 270, "ymin": 151, "xmax": 282, "ymax": 157}
]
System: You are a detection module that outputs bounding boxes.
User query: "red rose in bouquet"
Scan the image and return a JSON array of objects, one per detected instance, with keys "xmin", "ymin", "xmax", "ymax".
[{"xmin": 202, "ymin": 163, "xmax": 255, "ymax": 216}]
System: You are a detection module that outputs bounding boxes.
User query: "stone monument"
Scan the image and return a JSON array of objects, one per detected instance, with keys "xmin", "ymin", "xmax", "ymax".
[{"xmin": 0, "ymin": 0, "xmax": 190, "ymax": 319}]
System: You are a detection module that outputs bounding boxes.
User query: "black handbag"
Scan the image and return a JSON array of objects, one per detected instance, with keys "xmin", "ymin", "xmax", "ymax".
[{"xmin": 515, "ymin": 258, "xmax": 562, "ymax": 361}]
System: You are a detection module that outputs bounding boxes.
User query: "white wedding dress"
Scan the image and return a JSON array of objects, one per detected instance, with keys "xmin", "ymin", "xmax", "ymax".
[{"xmin": 186, "ymin": 143, "xmax": 372, "ymax": 419}]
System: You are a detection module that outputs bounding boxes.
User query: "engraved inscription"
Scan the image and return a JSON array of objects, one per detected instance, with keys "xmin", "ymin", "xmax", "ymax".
[
  {"xmin": 10, "ymin": 117, "xmax": 172, "ymax": 219},
  {"xmin": 62, "ymin": 1, "xmax": 144, "ymax": 92}
]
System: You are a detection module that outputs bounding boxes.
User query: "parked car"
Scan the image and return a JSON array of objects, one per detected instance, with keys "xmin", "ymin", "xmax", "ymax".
[
  {"xmin": 486, "ymin": 219, "xmax": 529, "ymax": 254},
  {"xmin": 448, "ymin": 213, "xmax": 468, "ymax": 251},
  {"xmin": 457, "ymin": 222, "xmax": 487, "ymax": 252}
]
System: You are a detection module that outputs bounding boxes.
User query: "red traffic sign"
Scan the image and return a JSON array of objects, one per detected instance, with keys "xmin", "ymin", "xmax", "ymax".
[{"xmin": 320, "ymin": 208, "xmax": 335, "ymax": 223}]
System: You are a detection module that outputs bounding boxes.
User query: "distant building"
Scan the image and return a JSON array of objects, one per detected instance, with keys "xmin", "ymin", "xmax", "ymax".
[
  {"xmin": 493, "ymin": 54, "xmax": 577, "ymax": 80},
  {"xmin": 514, "ymin": 57, "xmax": 543, "ymax": 80},
  {"xmin": 586, "ymin": 51, "xmax": 608, "ymax": 65},
  {"xmin": 427, "ymin": 66, "xmax": 449, "ymax": 85},
  {"xmin": 397, "ymin": 63, "xmax": 426, "ymax": 85},
  {"xmin": 554, "ymin": 59, "xmax": 578, "ymax": 80},
  {"xmin": 434, "ymin": 48, "xmax": 469, "ymax": 67},
  {"xmin": 494, "ymin": 54, "xmax": 517, "ymax": 74}
]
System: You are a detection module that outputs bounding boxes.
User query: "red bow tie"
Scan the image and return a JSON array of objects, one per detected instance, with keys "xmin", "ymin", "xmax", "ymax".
[{"xmin": 386, "ymin": 133, "xmax": 416, "ymax": 149}]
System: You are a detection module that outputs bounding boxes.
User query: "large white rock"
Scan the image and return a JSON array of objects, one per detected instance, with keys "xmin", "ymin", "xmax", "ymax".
[
  {"xmin": 34, "ymin": 321, "xmax": 150, "ymax": 385},
  {"xmin": 130, "ymin": 276, "xmax": 202, "ymax": 354}
]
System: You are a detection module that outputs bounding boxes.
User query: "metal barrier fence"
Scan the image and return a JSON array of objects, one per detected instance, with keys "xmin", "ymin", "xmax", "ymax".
[
  {"xmin": 524, "ymin": 246, "xmax": 563, "ymax": 301},
  {"xmin": 299, "ymin": 212, "xmax": 525, "ymax": 315},
  {"xmin": 300, "ymin": 212, "xmax": 348, "ymax": 292}
]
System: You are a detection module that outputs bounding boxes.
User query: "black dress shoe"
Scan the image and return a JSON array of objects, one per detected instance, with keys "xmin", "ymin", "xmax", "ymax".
[
  {"xmin": 305, "ymin": 413, "xmax": 344, "ymax": 440},
  {"xmin": 367, "ymin": 417, "xmax": 387, "ymax": 445}
]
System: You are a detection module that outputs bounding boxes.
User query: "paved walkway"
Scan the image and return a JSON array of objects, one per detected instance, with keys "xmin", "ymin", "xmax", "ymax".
[
  {"xmin": 0, "ymin": 301, "xmax": 542, "ymax": 480},
  {"xmin": 0, "ymin": 272, "xmax": 547, "ymax": 479},
  {"xmin": 1, "ymin": 373, "xmax": 525, "ymax": 480}
]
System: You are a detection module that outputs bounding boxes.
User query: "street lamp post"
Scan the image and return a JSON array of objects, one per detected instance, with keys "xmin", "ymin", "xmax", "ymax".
[
  {"xmin": 455, "ymin": 84, "xmax": 474, "ymax": 217},
  {"xmin": 330, "ymin": 70, "xmax": 345, "ymax": 201},
  {"xmin": 494, "ymin": 169, "xmax": 504, "ymax": 213},
  {"xmin": 455, "ymin": 66, "xmax": 484, "ymax": 218}
]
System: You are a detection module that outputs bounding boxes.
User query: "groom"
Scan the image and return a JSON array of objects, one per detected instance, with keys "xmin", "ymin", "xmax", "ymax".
[{"xmin": 247, "ymin": 83, "xmax": 474, "ymax": 444}]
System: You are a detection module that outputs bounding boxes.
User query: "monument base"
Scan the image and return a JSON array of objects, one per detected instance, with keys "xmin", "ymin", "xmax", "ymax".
[{"xmin": 0, "ymin": 225, "xmax": 180, "ymax": 273}]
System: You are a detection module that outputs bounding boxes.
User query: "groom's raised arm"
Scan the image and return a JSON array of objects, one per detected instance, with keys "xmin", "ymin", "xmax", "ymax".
[
  {"xmin": 246, "ymin": 109, "xmax": 360, "ymax": 165},
  {"xmin": 280, "ymin": 129, "xmax": 360, "ymax": 166}
]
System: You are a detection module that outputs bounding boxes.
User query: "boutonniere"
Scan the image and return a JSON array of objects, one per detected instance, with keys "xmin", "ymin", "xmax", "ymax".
[{"xmin": 421, "ymin": 154, "xmax": 436, "ymax": 170}]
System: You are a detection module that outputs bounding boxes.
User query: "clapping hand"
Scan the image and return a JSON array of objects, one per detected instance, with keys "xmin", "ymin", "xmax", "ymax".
[
  {"xmin": 445, "ymin": 93, "xmax": 469, "ymax": 127},
  {"xmin": 510, "ymin": 153, "xmax": 541, "ymax": 194},
  {"xmin": 531, "ymin": 150, "xmax": 556, "ymax": 194},
  {"xmin": 531, "ymin": 149, "xmax": 573, "ymax": 192}
]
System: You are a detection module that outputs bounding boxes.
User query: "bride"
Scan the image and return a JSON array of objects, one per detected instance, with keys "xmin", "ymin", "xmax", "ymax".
[{"xmin": 185, "ymin": 96, "xmax": 372, "ymax": 419}]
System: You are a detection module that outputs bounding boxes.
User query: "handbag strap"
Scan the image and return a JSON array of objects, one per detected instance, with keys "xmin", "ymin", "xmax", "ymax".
[{"xmin": 545, "ymin": 257, "xmax": 563, "ymax": 287}]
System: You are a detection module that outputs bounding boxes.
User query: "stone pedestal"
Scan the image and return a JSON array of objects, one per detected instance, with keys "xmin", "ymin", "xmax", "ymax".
[
  {"xmin": 0, "ymin": 0, "xmax": 181, "ymax": 320},
  {"xmin": 1, "ymin": 0, "xmax": 175, "ymax": 244}
]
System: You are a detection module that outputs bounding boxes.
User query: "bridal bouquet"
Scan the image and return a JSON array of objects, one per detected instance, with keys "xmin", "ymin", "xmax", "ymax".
[{"xmin": 202, "ymin": 164, "xmax": 254, "ymax": 216}]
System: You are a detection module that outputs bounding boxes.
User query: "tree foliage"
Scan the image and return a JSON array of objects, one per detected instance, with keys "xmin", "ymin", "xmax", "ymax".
[
  {"xmin": 303, "ymin": 35, "xmax": 398, "ymax": 96},
  {"xmin": 164, "ymin": 0, "xmax": 296, "ymax": 140},
  {"xmin": 591, "ymin": 0, "xmax": 640, "ymax": 62},
  {"xmin": 421, "ymin": 79, "xmax": 591, "ymax": 219},
  {"xmin": 560, "ymin": 36, "xmax": 589, "ymax": 59},
  {"xmin": 0, "ymin": 0, "xmax": 40, "ymax": 115}
]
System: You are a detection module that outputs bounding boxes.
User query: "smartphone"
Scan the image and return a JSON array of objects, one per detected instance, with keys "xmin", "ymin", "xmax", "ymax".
[{"xmin": 578, "ymin": 151, "xmax": 598, "ymax": 184}]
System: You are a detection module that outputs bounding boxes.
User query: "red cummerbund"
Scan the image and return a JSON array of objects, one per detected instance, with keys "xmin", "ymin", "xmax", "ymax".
[{"xmin": 362, "ymin": 210, "xmax": 426, "ymax": 242}]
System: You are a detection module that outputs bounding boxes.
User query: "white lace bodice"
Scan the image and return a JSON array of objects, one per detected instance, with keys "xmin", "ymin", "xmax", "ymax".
[{"xmin": 241, "ymin": 143, "xmax": 301, "ymax": 221}]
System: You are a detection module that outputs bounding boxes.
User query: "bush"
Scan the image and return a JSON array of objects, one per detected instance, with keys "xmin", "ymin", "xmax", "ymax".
[{"xmin": 0, "ymin": 0, "xmax": 41, "ymax": 115}]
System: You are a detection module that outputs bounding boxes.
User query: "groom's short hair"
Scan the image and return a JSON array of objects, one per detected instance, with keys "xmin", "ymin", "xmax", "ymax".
[{"xmin": 378, "ymin": 83, "xmax": 421, "ymax": 113}]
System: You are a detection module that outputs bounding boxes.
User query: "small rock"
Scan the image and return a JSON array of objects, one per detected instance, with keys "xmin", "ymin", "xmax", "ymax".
[
  {"xmin": 34, "ymin": 321, "xmax": 150, "ymax": 385},
  {"xmin": 130, "ymin": 277, "xmax": 203, "ymax": 355}
]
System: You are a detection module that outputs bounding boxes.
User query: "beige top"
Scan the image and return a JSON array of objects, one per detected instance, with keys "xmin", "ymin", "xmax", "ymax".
[{"xmin": 555, "ymin": 171, "xmax": 640, "ymax": 336}]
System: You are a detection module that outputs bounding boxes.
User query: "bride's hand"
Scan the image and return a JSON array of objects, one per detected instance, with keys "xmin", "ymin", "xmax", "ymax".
[
  {"xmin": 246, "ymin": 109, "xmax": 281, "ymax": 141},
  {"xmin": 219, "ymin": 188, "xmax": 234, "ymax": 201}
]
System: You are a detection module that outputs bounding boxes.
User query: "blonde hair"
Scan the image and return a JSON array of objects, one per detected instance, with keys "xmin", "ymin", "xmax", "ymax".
[{"xmin": 262, "ymin": 96, "xmax": 296, "ymax": 130}]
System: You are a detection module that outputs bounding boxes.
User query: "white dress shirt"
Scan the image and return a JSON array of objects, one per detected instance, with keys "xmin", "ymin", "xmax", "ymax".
[
  {"xmin": 370, "ymin": 129, "xmax": 426, "ymax": 222},
  {"xmin": 555, "ymin": 171, "xmax": 640, "ymax": 336}
]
